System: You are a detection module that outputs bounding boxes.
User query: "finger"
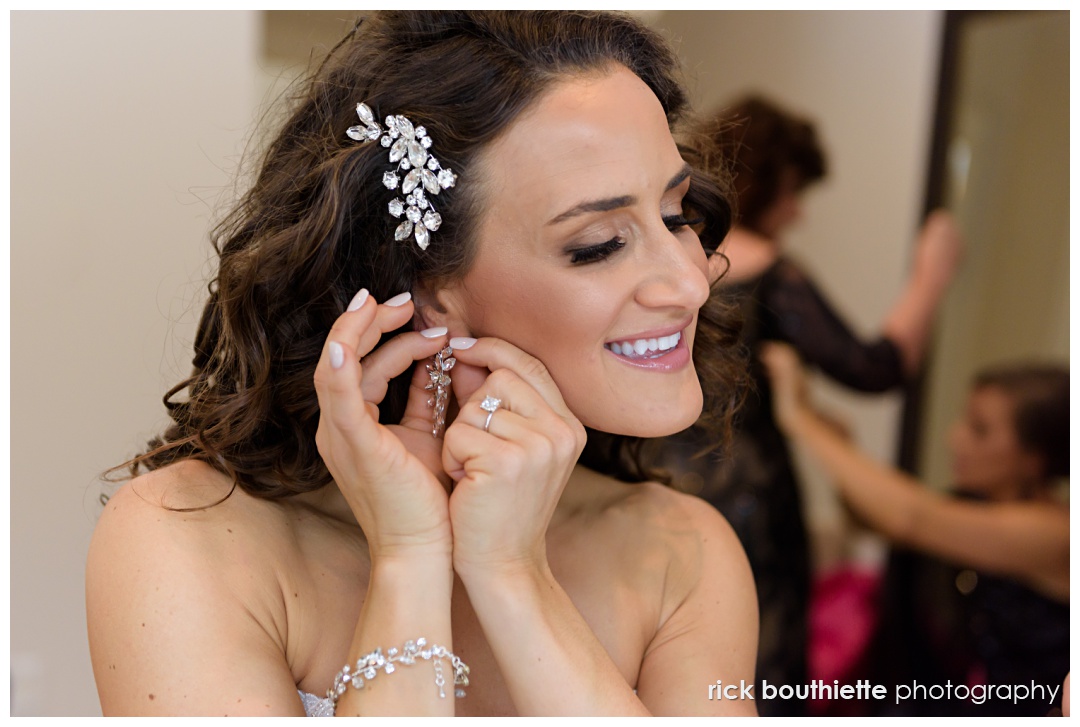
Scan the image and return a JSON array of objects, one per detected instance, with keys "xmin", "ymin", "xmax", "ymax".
[
  {"xmin": 446, "ymin": 337, "xmax": 488, "ymax": 406},
  {"xmin": 448, "ymin": 337, "xmax": 572, "ymax": 419},
  {"xmin": 458, "ymin": 395, "xmax": 532, "ymax": 440},
  {"xmin": 359, "ymin": 328, "xmax": 449, "ymax": 405},
  {"xmin": 441, "ymin": 414, "xmax": 524, "ymax": 482},
  {"xmin": 459, "ymin": 368, "xmax": 552, "ymax": 421},
  {"xmin": 314, "ymin": 327, "xmax": 380, "ymax": 446},
  {"xmin": 353, "ymin": 291, "xmax": 417, "ymax": 359},
  {"xmin": 313, "ymin": 290, "xmax": 415, "ymax": 444}
]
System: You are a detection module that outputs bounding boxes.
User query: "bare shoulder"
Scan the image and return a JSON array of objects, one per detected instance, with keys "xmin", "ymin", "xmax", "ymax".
[
  {"xmin": 87, "ymin": 461, "xmax": 303, "ymax": 715},
  {"xmin": 563, "ymin": 471, "xmax": 752, "ymax": 609},
  {"xmin": 570, "ymin": 477, "xmax": 758, "ymax": 715},
  {"xmin": 600, "ymin": 478, "xmax": 746, "ymax": 551},
  {"xmin": 619, "ymin": 481, "xmax": 751, "ymax": 589},
  {"xmin": 90, "ymin": 460, "xmax": 295, "ymax": 579}
]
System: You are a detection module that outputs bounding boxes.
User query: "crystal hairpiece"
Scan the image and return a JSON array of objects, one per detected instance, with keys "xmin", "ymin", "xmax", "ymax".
[{"xmin": 347, "ymin": 102, "xmax": 458, "ymax": 251}]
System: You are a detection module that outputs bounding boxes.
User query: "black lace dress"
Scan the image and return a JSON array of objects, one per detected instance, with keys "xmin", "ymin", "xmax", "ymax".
[{"xmin": 645, "ymin": 257, "xmax": 904, "ymax": 717}]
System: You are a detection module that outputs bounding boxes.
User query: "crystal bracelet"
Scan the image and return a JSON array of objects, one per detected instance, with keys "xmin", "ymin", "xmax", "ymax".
[{"xmin": 327, "ymin": 637, "xmax": 470, "ymax": 710}]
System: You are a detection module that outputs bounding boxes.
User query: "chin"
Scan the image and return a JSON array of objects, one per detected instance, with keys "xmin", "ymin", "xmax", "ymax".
[{"xmin": 580, "ymin": 384, "xmax": 703, "ymax": 437}]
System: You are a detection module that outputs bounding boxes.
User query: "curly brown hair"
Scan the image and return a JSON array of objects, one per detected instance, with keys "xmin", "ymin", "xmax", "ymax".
[
  {"xmin": 112, "ymin": 11, "xmax": 746, "ymax": 499},
  {"xmin": 708, "ymin": 95, "xmax": 826, "ymax": 234}
]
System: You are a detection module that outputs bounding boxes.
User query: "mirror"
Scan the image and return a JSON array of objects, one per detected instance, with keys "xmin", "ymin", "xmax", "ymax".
[
  {"xmin": 882, "ymin": 10, "xmax": 1068, "ymax": 715},
  {"xmin": 906, "ymin": 10, "xmax": 1069, "ymax": 481}
]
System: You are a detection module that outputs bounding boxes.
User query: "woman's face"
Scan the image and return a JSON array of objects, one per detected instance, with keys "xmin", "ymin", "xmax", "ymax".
[
  {"xmin": 436, "ymin": 65, "xmax": 711, "ymax": 436},
  {"xmin": 754, "ymin": 166, "xmax": 803, "ymax": 239},
  {"xmin": 948, "ymin": 385, "xmax": 1043, "ymax": 497}
]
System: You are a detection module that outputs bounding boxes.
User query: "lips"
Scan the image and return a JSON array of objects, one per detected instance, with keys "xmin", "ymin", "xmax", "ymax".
[{"xmin": 603, "ymin": 321, "xmax": 692, "ymax": 371}]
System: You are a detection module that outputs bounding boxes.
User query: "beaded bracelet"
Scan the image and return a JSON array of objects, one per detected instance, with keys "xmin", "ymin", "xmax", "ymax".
[{"xmin": 327, "ymin": 637, "xmax": 470, "ymax": 709}]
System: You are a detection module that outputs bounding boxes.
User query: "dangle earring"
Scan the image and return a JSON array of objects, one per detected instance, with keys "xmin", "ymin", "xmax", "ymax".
[{"xmin": 425, "ymin": 346, "xmax": 455, "ymax": 437}]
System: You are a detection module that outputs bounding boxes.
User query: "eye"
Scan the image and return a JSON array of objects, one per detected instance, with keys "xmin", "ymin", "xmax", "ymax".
[
  {"xmin": 569, "ymin": 237, "xmax": 625, "ymax": 265},
  {"xmin": 662, "ymin": 213, "xmax": 704, "ymax": 232}
]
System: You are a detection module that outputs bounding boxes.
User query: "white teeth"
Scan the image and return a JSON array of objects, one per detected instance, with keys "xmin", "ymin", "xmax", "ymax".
[{"xmin": 605, "ymin": 330, "xmax": 682, "ymax": 357}]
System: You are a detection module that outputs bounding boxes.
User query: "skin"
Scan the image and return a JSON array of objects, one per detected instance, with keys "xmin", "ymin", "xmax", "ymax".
[
  {"xmin": 761, "ymin": 341, "xmax": 1068, "ymax": 602},
  {"xmin": 431, "ymin": 66, "xmax": 711, "ymax": 437},
  {"xmin": 948, "ymin": 384, "xmax": 1046, "ymax": 499},
  {"xmin": 86, "ymin": 65, "xmax": 758, "ymax": 716}
]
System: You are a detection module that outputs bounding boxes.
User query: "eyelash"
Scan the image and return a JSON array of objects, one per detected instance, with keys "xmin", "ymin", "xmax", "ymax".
[
  {"xmin": 568, "ymin": 213, "xmax": 704, "ymax": 265},
  {"xmin": 570, "ymin": 238, "xmax": 625, "ymax": 264}
]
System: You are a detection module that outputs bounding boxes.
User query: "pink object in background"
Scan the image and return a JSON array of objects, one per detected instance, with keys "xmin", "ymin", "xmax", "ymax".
[{"xmin": 808, "ymin": 566, "xmax": 882, "ymax": 714}]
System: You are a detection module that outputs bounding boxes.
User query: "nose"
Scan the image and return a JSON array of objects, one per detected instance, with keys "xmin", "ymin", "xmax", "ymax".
[{"xmin": 633, "ymin": 225, "xmax": 711, "ymax": 311}]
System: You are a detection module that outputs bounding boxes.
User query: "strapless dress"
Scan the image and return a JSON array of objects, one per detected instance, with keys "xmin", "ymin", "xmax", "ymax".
[{"xmin": 299, "ymin": 690, "xmax": 334, "ymax": 717}]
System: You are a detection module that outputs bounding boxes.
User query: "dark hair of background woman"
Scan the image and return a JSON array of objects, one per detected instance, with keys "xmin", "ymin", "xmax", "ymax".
[
  {"xmin": 109, "ymin": 11, "xmax": 747, "ymax": 502},
  {"xmin": 709, "ymin": 95, "xmax": 827, "ymax": 234},
  {"xmin": 974, "ymin": 364, "xmax": 1070, "ymax": 481}
]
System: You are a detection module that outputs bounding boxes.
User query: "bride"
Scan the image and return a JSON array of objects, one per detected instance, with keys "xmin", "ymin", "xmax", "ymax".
[{"xmin": 86, "ymin": 11, "xmax": 757, "ymax": 716}]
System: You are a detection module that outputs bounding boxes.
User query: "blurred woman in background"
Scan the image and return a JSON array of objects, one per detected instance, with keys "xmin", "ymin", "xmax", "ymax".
[
  {"xmin": 645, "ymin": 95, "xmax": 964, "ymax": 715},
  {"xmin": 764, "ymin": 342, "xmax": 1068, "ymax": 717}
]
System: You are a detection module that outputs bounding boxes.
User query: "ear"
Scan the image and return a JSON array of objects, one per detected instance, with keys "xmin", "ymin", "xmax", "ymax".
[{"xmin": 412, "ymin": 279, "xmax": 471, "ymax": 335}]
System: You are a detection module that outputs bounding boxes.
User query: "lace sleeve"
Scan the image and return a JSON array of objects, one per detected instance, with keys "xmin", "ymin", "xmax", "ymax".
[{"xmin": 760, "ymin": 258, "xmax": 905, "ymax": 392}]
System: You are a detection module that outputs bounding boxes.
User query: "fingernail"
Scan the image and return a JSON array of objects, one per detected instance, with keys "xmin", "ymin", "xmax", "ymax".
[
  {"xmin": 420, "ymin": 326, "xmax": 448, "ymax": 339},
  {"xmin": 346, "ymin": 288, "xmax": 369, "ymax": 312},
  {"xmin": 449, "ymin": 336, "xmax": 477, "ymax": 349},
  {"xmin": 385, "ymin": 291, "xmax": 412, "ymax": 307},
  {"xmin": 329, "ymin": 341, "xmax": 345, "ymax": 369}
]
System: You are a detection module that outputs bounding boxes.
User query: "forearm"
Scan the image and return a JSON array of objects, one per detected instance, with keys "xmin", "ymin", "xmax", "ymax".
[
  {"xmin": 788, "ymin": 408, "xmax": 932, "ymax": 543},
  {"xmin": 335, "ymin": 554, "xmax": 455, "ymax": 716},
  {"xmin": 461, "ymin": 564, "xmax": 649, "ymax": 716},
  {"xmin": 881, "ymin": 273, "xmax": 948, "ymax": 376}
]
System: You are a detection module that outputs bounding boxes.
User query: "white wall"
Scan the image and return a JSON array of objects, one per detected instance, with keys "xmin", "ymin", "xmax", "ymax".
[
  {"xmin": 10, "ymin": 11, "xmax": 259, "ymax": 715},
  {"xmin": 9, "ymin": 10, "xmax": 944, "ymax": 715}
]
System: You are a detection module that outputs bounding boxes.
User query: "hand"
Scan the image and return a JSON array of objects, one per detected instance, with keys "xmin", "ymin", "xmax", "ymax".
[
  {"xmin": 313, "ymin": 290, "xmax": 453, "ymax": 560},
  {"xmin": 439, "ymin": 338, "xmax": 586, "ymax": 581},
  {"xmin": 759, "ymin": 341, "xmax": 809, "ymax": 434},
  {"xmin": 912, "ymin": 209, "xmax": 965, "ymax": 292}
]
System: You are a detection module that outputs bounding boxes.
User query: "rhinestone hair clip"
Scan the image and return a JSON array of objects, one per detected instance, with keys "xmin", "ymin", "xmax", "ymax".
[{"xmin": 347, "ymin": 102, "xmax": 458, "ymax": 251}]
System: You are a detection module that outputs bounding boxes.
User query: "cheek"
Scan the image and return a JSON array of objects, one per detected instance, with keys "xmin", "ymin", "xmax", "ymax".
[{"xmin": 459, "ymin": 265, "xmax": 613, "ymax": 365}]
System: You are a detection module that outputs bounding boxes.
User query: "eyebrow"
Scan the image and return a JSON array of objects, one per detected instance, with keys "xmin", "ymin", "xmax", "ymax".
[{"xmin": 547, "ymin": 163, "xmax": 693, "ymax": 226}]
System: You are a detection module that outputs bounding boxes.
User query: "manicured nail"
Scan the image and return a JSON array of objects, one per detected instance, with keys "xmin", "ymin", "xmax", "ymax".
[
  {"xmin": 420, "ymin": 326, "xmax": 448, "ymax": 339},
  {"xmin": 449, "ymin": 337, "xmax": 477, "ymax": 349},
  {"xmin": 385, "ymin": 291, "xmax": 412, "ymax": 307},
  {"xmin": 346, "ymin": 288, "xmax": 369, "ymax": 312},
  {"xmin": 329, "ymin": 341, "xmax": 345, "ymax": 369}
]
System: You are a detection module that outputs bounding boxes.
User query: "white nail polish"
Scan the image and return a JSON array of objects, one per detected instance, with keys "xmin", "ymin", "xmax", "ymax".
[
  {"xmin": 329, "ymin": 341, "xmax": 345, "ymax": 369},
  {"xmin": 346, "ymin": 288, "xmax": 369, "ymax": 312},
  {"xmin": 421, "ymin": 326, "xmax": 448, "ymax": 338},
  {"xmin": 385, "ymin": 291, "xmax": 412, "ymax": 307},
  {"xmin": 449, "ymin": 337, "xmax": 477, "ymax": 349}
]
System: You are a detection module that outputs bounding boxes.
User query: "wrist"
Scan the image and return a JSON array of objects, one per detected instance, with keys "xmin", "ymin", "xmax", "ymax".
[
  {"xmin": 371, "ymin": 549, "xmax": 454, "ymax": 584},
  {"xmin": 455, "ymin": 553, "xmax": 553, "ymax": 595}
]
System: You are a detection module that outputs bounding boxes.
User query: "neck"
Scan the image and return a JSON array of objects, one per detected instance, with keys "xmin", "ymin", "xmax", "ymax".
[{"xmin": 718, "ymin": 226, "xmax": 780, "ymax": 284}]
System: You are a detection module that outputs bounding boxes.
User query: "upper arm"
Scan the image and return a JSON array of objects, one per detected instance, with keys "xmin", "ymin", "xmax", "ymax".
[
  {"xmin": 764, "ymin": 261, "xmax": 905, "ymax": 391},
  {"xmin": 634, "ymin": 494, "xmax": 758, "ymax": 716},
  {"xmin": 906, "ymin": 498, "xmax": 1069, "ymax": 599},
  {"xmin": 86, "ymin": 483, "xmax": 303, "ymax": 716}
]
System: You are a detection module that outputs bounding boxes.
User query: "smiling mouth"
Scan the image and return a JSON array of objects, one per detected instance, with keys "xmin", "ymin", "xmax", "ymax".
[{"xmin": 603, "ymin": 330, "xmax": 682, "ymax": 360}]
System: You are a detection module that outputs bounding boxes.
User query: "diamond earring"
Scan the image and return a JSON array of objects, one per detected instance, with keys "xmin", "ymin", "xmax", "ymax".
[{"xmin": 425, "ymin": 346, "xmax": 455, "ymax": 437}]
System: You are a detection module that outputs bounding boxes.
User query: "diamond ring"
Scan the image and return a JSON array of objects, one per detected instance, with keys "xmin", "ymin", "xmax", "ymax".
[{"xmin": 480, "ymin": 395, "xmax": 502, "ymax": 433}]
